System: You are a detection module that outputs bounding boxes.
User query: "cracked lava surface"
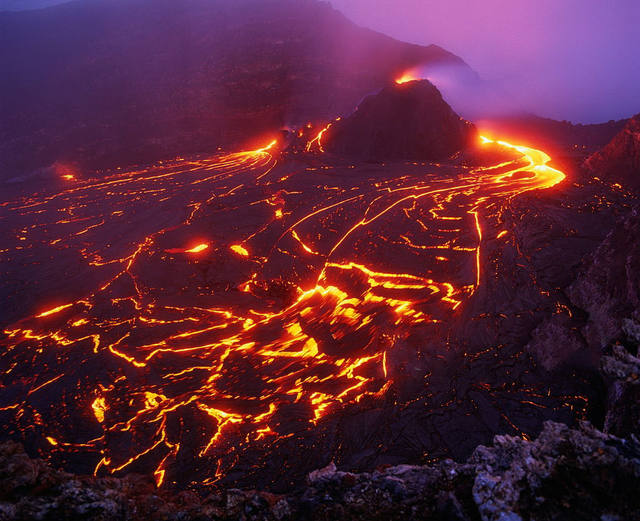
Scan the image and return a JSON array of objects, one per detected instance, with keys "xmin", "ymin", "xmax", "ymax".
[{"xmin": 0, "ymin": 134, "xmax": 572, "ymax": 489}]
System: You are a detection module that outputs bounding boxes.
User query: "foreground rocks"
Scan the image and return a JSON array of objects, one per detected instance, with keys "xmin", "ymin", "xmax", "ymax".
[
  {"xmin": 2, "ymin": 419, "xmax": 639, "ymax": 520},
  {"xmin": 602, "ymin": 342, "xmax": 640, "ymax": 439}
]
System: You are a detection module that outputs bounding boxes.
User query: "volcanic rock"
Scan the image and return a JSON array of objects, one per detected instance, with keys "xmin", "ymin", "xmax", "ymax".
[
  {"xmin": 469, "ymin": 421, "xmax": 640, "ymax": 521},
  {"xmin": 602, "ymin": 346, "xmax": 640, "ymax": 439},
  {"xmin": 322, "ymin": 80, "xmax": 477, "ymax": 162},
  {"xmin": 2, "ymin": 421, "xmax": 640, "ymax": 520},
  {"xmin": 585, "ymin": 113, "xmax": 640, "ymax": 190},
  {"xmin": 526, "ymin": 312, "xmax": 588, "ymax": 372},
  {"xmin": 599, "ymin": 318, "xmax": 640, "ymax": 439},
  {"xmin": 569, "ymin": 206, "xmax": 640, "ymax": 350},
  {"xmin": 526, "ymin": 205, "xmax": 640, "ymax": 373},
  {"xmin": 521, "ymin": 204, "xmax": 640, "ymax": 441}
]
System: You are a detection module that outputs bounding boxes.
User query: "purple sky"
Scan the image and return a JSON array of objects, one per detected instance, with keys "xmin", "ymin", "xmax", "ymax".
[{"xmin": 331, "ymin": 0, "xmax": 640, "ymax": 123}]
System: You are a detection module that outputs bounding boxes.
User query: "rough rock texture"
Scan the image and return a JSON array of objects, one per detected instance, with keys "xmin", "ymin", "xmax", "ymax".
[
  {"xmin": 523, "ymin": 205, "xmax": 640, "ymax": 444},
  {"xmin": 526, "ymin": 313, "xmax": 588, "ymax": 372},
  {"xmin": 323, "ymin": 80, "xmax": 477, "ymax": 162},
  {"xmin": 601, "ymin": 326, "xmax": 640, "ymax": 439},
  {"xmin": 470, "ymin": 421, "xmax": 640, "ymax": 521},
  {"xmin": 585, "ymin": 114, "xmax": 640, "ymax": 190},
  {"xmin": 2, "ymin": 420, "xmax": 640, "ymax": 520},
  {"xmin": 569, "ymin": 206, "xmax": 640, "ymax": 350},
  {"xmin": 526, "ymin": 206, "xmax": 640, "ymax": 374}
]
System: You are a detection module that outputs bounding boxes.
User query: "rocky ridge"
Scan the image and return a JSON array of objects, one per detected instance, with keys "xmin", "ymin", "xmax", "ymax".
[
  {"xmin": 585, "ymin": 114, "xmax": 640, "ymax": 189},
  {"xmin": 323, "ymin": 80, "xmax": 476, "ymax": 161}
]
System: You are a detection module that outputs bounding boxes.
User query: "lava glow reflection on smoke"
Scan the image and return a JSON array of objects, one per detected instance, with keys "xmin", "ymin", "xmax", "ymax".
[{"xmin": 395, "ymin": 71, "xmax": 419, "ymax": 84}]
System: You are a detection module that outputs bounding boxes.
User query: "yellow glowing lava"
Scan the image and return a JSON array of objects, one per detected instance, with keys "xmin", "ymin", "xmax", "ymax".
[
  {"xmin": 395, "ymin": 69, "xmax": 420, "ymax": 84},
  {"xmin": 185, "ymin": 243, "xmax": 209, "ymax": 253},
  {"xmin": 0, "ymin": 129, "xmax": 570, "ymax": 488},
  {"xmin": 230, "ymin": 244, "xmax": 249, "ymax": 256},
  {"xmin": 37, "ymin": 303, "xmax": 74, "ymax": 318},
  {"xmin": 92, "ymin": 397, "xmax": 107, "ymax": 423},
  {"xmin": 253, "ymin": 140, "xmax": 277, "ymax": 154}
]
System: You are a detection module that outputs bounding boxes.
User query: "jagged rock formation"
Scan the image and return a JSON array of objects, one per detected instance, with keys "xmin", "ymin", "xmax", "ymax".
[
  {"xmin": 523, "ymin": 204, "xmax": 640, "ymax": 446},
  {"xmin": 585, "ymin": 114, "xmax": 640, "ymax": 189},
  {"xmin": 602, "ymin": 340, "xmax": 640, "ymax": 439},
  {"xmin": 0, "ymin": 0, "xmax": 471, "ymax": 178},
  {"xmin": 526, "ymin": 206, "xmax": 640, "ymax": 372},
  {"xmin": 2, "ymin": 420, "xmax": 639, "ymax": 520},
  {"xmin": 322, "ymin": 80, "xmax": 477, "ymax": 162},
  {"xmin": 569, "ymin": 206, "xmax": 640, "ymax": 351}
]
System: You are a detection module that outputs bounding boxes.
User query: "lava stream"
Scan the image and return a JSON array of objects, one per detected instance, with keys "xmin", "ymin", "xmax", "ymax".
[{"xmin": 0, "ymin": 135, "xmax": 564, "ymax": 487}]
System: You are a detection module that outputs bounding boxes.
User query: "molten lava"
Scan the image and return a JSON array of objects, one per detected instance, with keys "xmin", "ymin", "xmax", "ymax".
[
  {"xmin": 0, "ymin": 132, "xmax": 567, "ymax": 488},
  {"xmin": 230, "ymin": 244, "xmax": 249, "ymax": 257},
  {"xmin": 185, "ymin": 243, "xmax": 209, "ymax": 254},
  {"xmin": 395, "ymin": 69, "xmax": 421, "ymax": 84}
]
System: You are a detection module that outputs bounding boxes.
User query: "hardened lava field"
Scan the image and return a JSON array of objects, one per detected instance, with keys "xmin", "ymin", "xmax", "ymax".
[{"xmin": 0, "ymin": 134, "xmax": 613, "ymax": 490}]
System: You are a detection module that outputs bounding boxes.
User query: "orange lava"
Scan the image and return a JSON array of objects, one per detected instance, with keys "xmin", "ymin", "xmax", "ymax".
[
  {"xmin": 230, "ymin": 244, "xmax": 249, "ymax": 256},
  {"xmin": 395, "ymin": 69, "xmax": 421, "ymax": 84},
  {"xmin": 0, "ymin": 133, "xmax": 566, "ymax": 487},
  {"xmin": 185, "ymin": 243, "xmax": 209, "ymax": 253},
  {"xmin": 305, "ymin": 122, "xmax": 335, "ymax": 153},
  {"xmin": 36, "ymin": 303, "xmax": 74, "ymax": 318}
]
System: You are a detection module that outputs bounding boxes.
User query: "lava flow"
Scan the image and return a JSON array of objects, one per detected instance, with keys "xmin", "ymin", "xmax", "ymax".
[
  {"xmin": 395, "ymin": 68, "xmax": 424, "ymax": 84},
  {"xmin": 0, "ymin": 134, "xmax": 565, "ymax": 488}
]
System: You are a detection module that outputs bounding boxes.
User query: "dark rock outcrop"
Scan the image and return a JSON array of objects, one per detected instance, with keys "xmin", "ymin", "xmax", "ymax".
[
  {"xmin": 585, "ymin": 114, "xmax": 640, "ymax": 189},
  {"xmin": 2, "ymin": 421, "xmax": 640, "ymax": 520},
  {"xmin": 568, "ymin": 206, "xmax": 640, "ymax": 351},
  {"xmin": 522, "ymin": 204, "xmax": 640, "ymax": 444},
  {"xmin": 526, "ymin": 312, "xmax": 589, "ymax": 372},
  {"xmin": 526, "ymin": 206, "xmax": 640, "ymax": 374},
  {"xmin": 323, "ymin": 80, "xmax": 477, "ymax": 162},
  {"xmin": 601, "ymin": 339, "xmax": 640, "ymax": 438}
]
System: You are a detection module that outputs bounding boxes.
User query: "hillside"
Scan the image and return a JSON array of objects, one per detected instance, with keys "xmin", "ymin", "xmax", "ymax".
[
  {"xmin": 585, "ymin": 113, "xmax": 640, "ymax": 189},
  {"xmin": 0, "ymin": 0, "xmax": 471, "ymax": 177},
  {"xmin": 323, "ymin": 79, "xmax": 476, "ymax": 161}
]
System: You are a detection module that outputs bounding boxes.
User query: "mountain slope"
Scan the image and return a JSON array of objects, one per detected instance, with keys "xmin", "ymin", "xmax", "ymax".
[
  {"xmin": 0, "ymin": 0, "xmax": 472, "ymax": 176},
  {"xmin": 585, "ymin": 113, "xmax": 640, "ymax": 189},
  {"xmin": 324, "ymin": 79, "xmax": 476, "ymax": 161}
]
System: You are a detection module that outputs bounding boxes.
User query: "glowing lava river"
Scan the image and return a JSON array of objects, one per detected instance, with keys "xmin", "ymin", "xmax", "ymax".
[{"xmin": 0, "ymin": 134, "xmax": 569, "ymax": 489}]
